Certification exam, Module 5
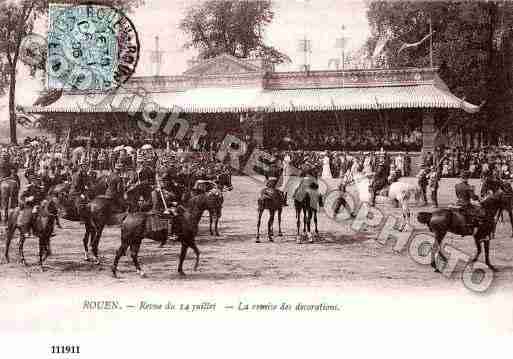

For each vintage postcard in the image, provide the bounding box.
[0,0,512,357]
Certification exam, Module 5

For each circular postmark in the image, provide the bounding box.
[47,2,140,91]
[20,34,47,68]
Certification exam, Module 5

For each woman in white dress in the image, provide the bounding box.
[363,153,373,175]
[281,152,292,190]
[321,152,332,179]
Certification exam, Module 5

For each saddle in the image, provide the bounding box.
[261,188,278,201]
[450,204,486,235]
[146,212,169,233]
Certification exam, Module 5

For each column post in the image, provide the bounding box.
[422,111,435,154]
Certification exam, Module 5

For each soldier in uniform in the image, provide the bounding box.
[428,165,441,207]
[70,159,90,213]
[105,161,124,213]
[135,158,156,201]
[332,175,356,218]
[417,165,429,206]
[455,170,481,233]
[388,164,402,184]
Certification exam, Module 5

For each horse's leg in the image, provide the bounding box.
[400,200,409,232]
[483,240,496,271]
[277,207,283,237]
[18,230,27,266]
[256,207,264,243]
[214,207,221,237]
[82,222,92,261]
[91,224,104,265]
[130,239,145,277]
[302,207,308,234]
[431,231,446,273]
[4,225,15,263]
[307,210,314,243]
[189,240,200,271]
[472,235,482,262]
[38,236,47,272]
[209,209,214,236]
[313,210,319,235]
[508,208,513,238]
[295,207,301,238]
[178,241,188,276]
[268,209,275,242]
[111,240,129,278]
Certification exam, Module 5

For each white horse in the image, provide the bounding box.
[388,181,422,230]
[352,176,421,231]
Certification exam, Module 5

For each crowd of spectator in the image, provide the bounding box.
[265,119,423,151]
[424,146,513,179]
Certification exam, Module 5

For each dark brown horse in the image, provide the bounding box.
[4,199,58,271]
[53,175,124,264]
[481,178,513,237]
[292,177,323,243]
[256,185,284,243]
[182,180,225,236]
[112,203,202,278]
[111,211,168,278]
[417,192,503,272]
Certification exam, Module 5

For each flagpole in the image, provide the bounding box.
[429,17,433,68]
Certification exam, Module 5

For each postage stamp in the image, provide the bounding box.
[47,2,140,91]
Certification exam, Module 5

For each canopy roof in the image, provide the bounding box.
[20,53,482,115]
[22,83,480,114]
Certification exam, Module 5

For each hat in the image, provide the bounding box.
[461,170,470,179]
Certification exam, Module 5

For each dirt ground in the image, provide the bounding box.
[1,175,513,335]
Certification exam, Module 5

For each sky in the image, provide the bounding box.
[129,0,371,75]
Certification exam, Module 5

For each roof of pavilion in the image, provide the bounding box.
[20,53,482,115]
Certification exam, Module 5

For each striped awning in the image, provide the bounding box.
[21,83,481,114]
[256,85,480,112]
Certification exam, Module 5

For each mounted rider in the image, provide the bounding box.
[70,158,90,214]
[105,160,125,213]
[151,166,176,214]
[20,172,44,211]
[129,157,156,203]
[455,170,483,234]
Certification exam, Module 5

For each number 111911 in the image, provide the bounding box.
[51,345,80,354]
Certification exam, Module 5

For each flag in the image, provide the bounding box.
[397,31,434,55]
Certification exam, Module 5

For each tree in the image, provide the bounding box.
[180,1,290,64]
[365,1,513,144]
[0,0,143,145]
[0,0,47,144]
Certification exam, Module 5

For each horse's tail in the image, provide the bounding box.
[417,211,432,226]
